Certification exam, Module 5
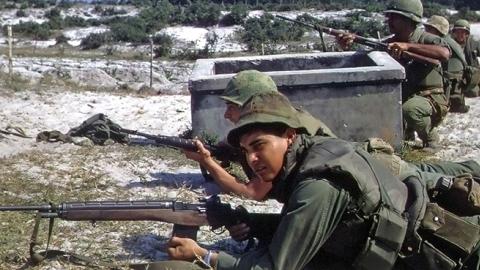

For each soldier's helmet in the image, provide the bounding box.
[220,70,278,106]
[424,15,450,36]
[453,19,470,33]
[227,92,306,146]
[384,0,423,23]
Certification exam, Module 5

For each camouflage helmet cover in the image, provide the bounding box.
[453,19,470,33]
[384,0,423,23]
[424,15,449,36]
[227,92,306,146]
[220,70,278,106]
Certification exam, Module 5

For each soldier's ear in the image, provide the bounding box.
[284,128,297,146]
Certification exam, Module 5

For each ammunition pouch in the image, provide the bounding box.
[353,205,408,270]
[401,203,480,270]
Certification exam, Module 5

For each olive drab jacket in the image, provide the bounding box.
[464,36,480,67]
[390,28,449,101]
[215,135,409,270]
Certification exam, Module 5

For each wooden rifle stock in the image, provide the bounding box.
[275,15,441,66]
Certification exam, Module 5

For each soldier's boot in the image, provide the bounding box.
[404,128,416,141]
[449,95,470,113]
[465,85,480,98]
[421,130,441,153]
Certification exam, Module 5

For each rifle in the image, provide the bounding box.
[0,195,279,266]
[275,15,441,66]
[121,128,241,163]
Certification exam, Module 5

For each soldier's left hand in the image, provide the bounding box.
[167,236,206,261]
[184,139,212,165]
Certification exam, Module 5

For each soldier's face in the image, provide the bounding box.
[239,128,296,182]
[425,25,441,36]
[385,13,408,36]
[452,29,469,45]
[224,102,241,124]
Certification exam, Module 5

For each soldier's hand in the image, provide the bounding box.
[184,139,212,164]
[336,32,355,50]
[388,42,409,59]
[167,236,206,261]
[228,222,251,242]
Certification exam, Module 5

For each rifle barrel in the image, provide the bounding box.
[121,128,219,154]
[0,205,52,211]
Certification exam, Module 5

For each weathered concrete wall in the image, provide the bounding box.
[189,51,405,148]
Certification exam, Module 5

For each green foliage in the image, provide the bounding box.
[423,2,450,18]
[110,17,148,43]
[10,21,51,40]
[153,33,173,57]
[449,7,480,23]
[239,13,305,54]
[15,9,26,17]
[63,16,88,28]
[179,1,221,27]
[102,7,128,16]
[55,34,69,44]
[81,32,111,50]
[220,4,248,26]
[139,1,174,32]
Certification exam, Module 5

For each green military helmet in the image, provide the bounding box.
[227,92,306,146]
[384,0,423,23]
[424,15,449,36]
[453,19,470,33]
[220,70,278,106]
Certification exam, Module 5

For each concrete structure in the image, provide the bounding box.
[189,51,405,148]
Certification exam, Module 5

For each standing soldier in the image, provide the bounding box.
[424,15,470,113]
[451,19,480,97]
[338,0,450,152]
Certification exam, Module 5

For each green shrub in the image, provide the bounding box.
[64,16,88,28]
[139,2,174,32]
[220,4,248,26]
[153,33,173,57]
[81,32,111,50]
[16,9,26,17]
[178,1,221,27]
[10,21,52,40]
[110,17,148,43]
[238,13,304,54]
[55,34,69,44]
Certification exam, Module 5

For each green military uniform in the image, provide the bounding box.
[384,0,450,148]
[453,19,480,97]
[397,27,449,147]
[424,15,469,112]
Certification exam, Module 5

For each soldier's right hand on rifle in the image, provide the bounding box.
[336,32,355,50]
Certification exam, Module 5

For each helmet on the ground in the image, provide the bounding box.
[453,19,470,33]
[424,15,449,36]
[227,92,306,146]
[220,70,278,106]
[384,0,423,23]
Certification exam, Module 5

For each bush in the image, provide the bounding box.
[177,1,221,27]
[152,33,173,58]
[63,16,87,28]
[16,9,27,17]
[139,2,174,32]
[110,17,148,43]
[102,7,128,16]
[219,4,248,26]
[10,21,51,40]
[55,34,69,44]
[81,32,111,50]
[239,13,304,54]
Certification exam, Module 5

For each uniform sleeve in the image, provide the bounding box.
[215,178,351,270]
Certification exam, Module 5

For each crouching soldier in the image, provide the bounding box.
[145,93,480,270]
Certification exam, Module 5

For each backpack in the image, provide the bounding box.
[67,113,129,145]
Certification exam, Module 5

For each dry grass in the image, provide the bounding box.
[0,142,213,269]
